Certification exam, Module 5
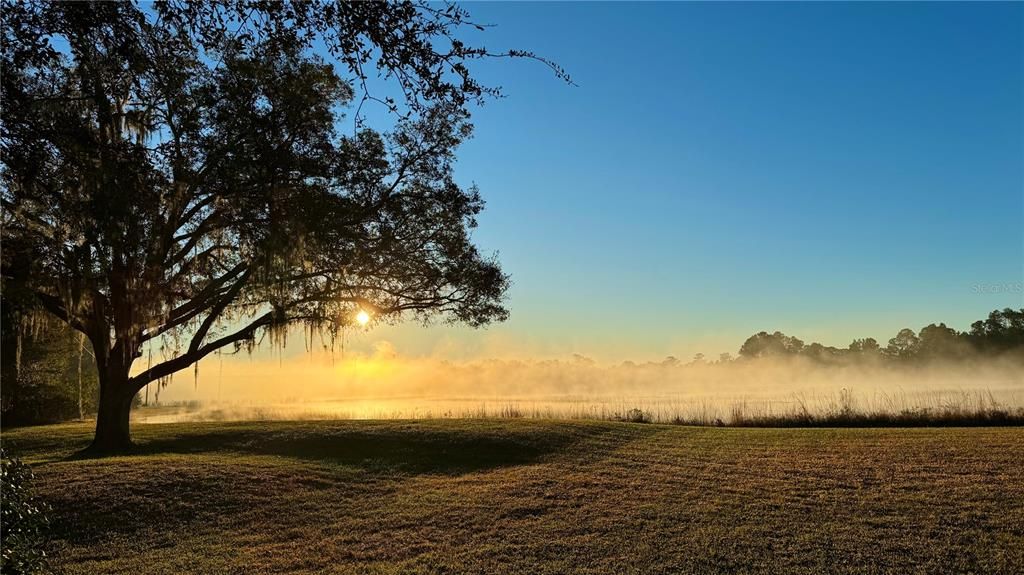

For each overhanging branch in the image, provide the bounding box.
[33,290,91,334]
[129,310,274,388]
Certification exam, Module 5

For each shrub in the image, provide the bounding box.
[1,449,51,575]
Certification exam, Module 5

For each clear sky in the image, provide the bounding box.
[323,2,1023,362]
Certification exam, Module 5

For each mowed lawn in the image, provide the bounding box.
[4,421,1023,574]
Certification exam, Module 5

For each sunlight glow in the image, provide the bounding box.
[355,310,371,326]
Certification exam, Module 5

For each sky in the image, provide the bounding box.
[327,1,1021,363]
[168,2,1024,380]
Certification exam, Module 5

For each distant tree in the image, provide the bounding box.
[885,328,920,360]
[718,352,733,363]
[738,331,804,359]
[688,353,705,365]
[917,323,969,360]
[800,342,842,363]
[1,2,566,452]
[848,337,880,354]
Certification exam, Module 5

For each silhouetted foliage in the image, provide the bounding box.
[1,1,564,451]
[848,337,880,355]
[968,308,1024,354]
[801,342,843,362]
[885,328,921,361]
[732,309,1024,366]
[738,331,805,359]
[918,323,969,360]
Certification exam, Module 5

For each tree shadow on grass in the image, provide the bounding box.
[39,422,664,548]
[67,421,613,475]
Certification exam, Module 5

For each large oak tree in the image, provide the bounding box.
[1,1,564,452]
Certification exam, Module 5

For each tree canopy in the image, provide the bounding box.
[1,1,565,451]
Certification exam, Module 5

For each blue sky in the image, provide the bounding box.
[352,2,1023,361]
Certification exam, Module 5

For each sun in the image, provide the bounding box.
[355,310,371,326]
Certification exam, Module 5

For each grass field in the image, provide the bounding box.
[4,420,1023,574]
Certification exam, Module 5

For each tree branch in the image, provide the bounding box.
[130,310,273,388]
[32,291,90,334]
[186,268,251,354]
[142,262,248,340]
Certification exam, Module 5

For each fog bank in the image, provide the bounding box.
[136,343,1023,423]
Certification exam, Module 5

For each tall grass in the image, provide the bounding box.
[135,388,1024,427]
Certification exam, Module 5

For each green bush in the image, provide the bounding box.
[1,449,51,575]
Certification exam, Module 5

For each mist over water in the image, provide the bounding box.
[136,343,1024,424]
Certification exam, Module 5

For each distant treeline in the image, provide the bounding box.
[719,308,1023,365]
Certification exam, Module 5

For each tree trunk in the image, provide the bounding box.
[88,367,135,453]
[78,332,85,420]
